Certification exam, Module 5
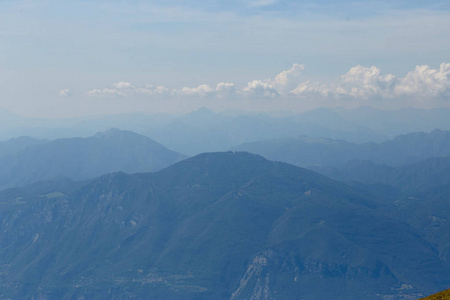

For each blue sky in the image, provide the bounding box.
[1,0,450,117]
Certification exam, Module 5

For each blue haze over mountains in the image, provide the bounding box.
[3,107,450,155]
[0,128,185,190]
[2,107,450,298]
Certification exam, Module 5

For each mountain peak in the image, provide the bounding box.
[94,128,133,138]
[0,129,186,189]
[167,151,269,170]
[430,128,450,135]
[188,107,215,116]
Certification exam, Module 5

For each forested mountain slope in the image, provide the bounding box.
[0,152,447,299]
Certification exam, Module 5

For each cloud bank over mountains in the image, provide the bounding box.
[86,63,450,105]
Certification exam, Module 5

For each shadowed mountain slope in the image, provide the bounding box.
[0,152,447,299]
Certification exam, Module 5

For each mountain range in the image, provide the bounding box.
[4,107,450,156]
[313,157,450,193]
[232,129,450,168]
[0,152,447,299]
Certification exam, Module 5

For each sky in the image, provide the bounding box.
[1,0,450,118]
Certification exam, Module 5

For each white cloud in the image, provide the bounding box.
[85,63,450,106]
[58,89,71,97]
[242,63,303,97]
[216,82,236,97]
[112,82,135,89]
[332,65,397,99]
[289,63,450,102]
[242,80,279,98]
[138,84,170,96]
[273,63,304,89]
[395,63,450,97]
[178,82,237,98]
[180,84,214,97]
[87,82,170,97]
[87,88,126,97]
[290,81,329,97]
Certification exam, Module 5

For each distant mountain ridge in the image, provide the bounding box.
[313,157,450,192]
[0,128,186,190]
[4,107,450,155]
[232,129,450,168]
[0,136,48,158]
[147,108,386,155]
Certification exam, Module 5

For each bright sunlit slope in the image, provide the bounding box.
[420,288,450,300]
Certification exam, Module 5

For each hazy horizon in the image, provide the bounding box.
[1,0,450,118]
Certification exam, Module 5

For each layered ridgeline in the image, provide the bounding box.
[145,108,385,155]
[0,107,387,155]
[232,129,450,168]
[5,107,450,156]
[314,157,450,193]
[0,152,448,299]
[232,129,450,192]
[0,128,186,190]
[0,136,48,158]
